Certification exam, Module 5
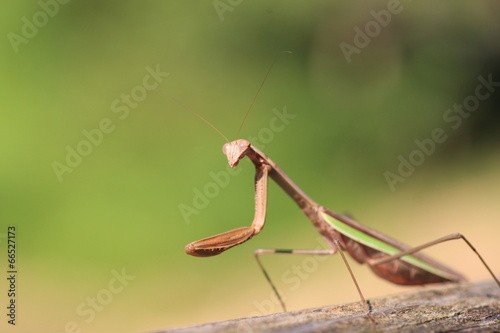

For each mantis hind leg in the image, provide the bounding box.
[367,233,500,288]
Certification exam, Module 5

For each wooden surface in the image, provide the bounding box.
[156,281,500,333]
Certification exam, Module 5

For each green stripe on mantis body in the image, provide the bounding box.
[319,211,451,279]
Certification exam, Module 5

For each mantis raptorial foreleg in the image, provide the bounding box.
[185,163,269,257]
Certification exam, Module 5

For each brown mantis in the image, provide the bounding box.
[185,137,500,320]
[182,63,500,322]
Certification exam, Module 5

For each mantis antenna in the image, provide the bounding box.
[169,51,291,142]
[165,93,229,142]
[235,51,292,138]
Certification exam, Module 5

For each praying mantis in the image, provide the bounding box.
[182,64,500,322]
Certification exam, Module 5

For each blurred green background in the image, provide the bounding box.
[1,1,500,332]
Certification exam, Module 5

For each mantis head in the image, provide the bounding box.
[222,139,251,167]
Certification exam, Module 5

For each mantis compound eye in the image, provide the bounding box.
[222,142,231,155]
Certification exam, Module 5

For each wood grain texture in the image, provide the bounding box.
[156,281,500,333]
